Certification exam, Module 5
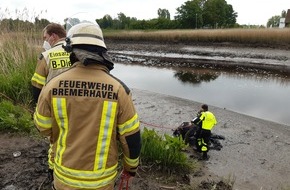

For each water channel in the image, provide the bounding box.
[111,63,290,126]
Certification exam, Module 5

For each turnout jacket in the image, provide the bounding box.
[34,62,141,190]
[31,39,71,90]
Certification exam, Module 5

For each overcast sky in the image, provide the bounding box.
[0,0,289,26]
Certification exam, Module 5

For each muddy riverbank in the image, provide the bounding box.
[2,88,289,190]
[107,41,290,189]
[106,41,290,73]
[132,88,290,190]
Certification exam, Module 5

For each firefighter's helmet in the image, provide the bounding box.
[62,13,113,70]
[63,22,106,52]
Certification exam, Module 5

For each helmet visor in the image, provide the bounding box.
[65,12,96,33]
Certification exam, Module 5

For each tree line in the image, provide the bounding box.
[0,0,237,31]
[97,0,238,29]
[267,10,288,28]
[0,17,50,32]
[0,0,287,32]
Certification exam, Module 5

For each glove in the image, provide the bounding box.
[118,170,134,190]
[48,169,54,181]
[121,170,135,178]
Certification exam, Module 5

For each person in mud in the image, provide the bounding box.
[192,104,217,160]
[31,23,71,104]
[34,20,141,190]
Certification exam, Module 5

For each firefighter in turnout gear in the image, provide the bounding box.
[31,23,71,185]
[193,104,217,160]
[34,20,141,190]
[31,23,71,104]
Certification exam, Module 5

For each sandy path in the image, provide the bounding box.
[131,88,290,190]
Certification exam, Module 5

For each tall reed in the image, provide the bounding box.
[0,32,41,108]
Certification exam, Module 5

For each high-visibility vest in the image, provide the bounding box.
[200,111,217,130]
[31,39,71,89]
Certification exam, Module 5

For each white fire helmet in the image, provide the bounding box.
[64,22,106,51]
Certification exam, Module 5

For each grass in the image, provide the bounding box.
[140,127,198,174]
[0,32,40,108]
[0,31,40,134]
[0,100,34,133]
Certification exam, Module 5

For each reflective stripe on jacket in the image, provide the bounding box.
[34,62,141,189]
[200,111,217,130]
[31,39,71,89]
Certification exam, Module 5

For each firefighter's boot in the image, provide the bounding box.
[202,152,209,160]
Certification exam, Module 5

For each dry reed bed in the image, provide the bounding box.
[104,28,290,47]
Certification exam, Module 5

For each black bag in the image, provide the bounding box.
[173,121,225,151]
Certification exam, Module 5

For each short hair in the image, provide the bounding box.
[43,23,66,38]
[201,104,208,111]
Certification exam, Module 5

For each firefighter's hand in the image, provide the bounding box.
[118,170,135,189]
[121,170,135,178]
[197,110,202,116]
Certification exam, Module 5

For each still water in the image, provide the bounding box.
[111,63,290,126]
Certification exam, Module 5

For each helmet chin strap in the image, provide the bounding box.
[69,53,79,65]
